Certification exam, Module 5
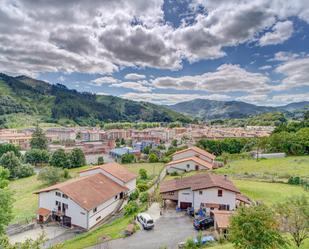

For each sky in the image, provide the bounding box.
[1,0,309,106]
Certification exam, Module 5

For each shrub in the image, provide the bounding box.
[18,164,35,178]
[38,166,70,185]
[137,183,148,192]
[139,192,149,203]
[97,156,104,165]
[129,190,139,202]
[170,171,179,176]
[124,201,139,216]
[139,168,148,180]
[148,153,159,163]
[121,153,135,164]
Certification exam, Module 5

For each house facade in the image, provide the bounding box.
[160,174,240,213]
[172,146,216,164]
[166,157,213,174]
[35,163,137,230]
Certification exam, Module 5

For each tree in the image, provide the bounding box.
[30,125,48,150]
[49,149,70,168]
[139,168,148,180]
[0,166,13,236]
[121,153,135,164]
[97,156,104,165]
[37,166,70,185]
[142,146,151,155]
[25,149,50,166]
[124,201,138,216]
[171,139,178,147]
[139,192,149,203]
[128,190,139,202]
[0,152,34,179]
[0,144,20,158]
[229,205,288,249]
[69,148,86,168]
[275,196,309,247]
[148,153,158,163]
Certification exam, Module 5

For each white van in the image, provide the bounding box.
[136,213,154,230]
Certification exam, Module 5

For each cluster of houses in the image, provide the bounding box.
[35,163,137,230]
[161,147,251,234]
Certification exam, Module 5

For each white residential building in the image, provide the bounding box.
[35,163,137,230]
[172,146,216,164]
[166,157,213,174]
[160,174,242,213]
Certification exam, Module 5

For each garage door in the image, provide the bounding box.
[180,202,192,209]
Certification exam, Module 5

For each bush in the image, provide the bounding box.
[148,153,159,163]
[124,201,139,216]
[18,164,35,178]
[97,156,104,165]
[137,183,148,192]
[129,190,139,202]
[170,171,179,176]
[139,192,149,203]
[50,149,70,168]
[121,153,135,164]
[139,168,148,180]
[38,166,70,185]
[25,149,50,166]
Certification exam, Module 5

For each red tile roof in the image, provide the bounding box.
[166,156,213,169]
[35,173,128,211]
[172,146,216,160]
[160,173,240,194]
[37,208,51,217]
[79,162,137,183]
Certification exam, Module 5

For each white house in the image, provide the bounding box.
[160,173,241,213]
[172,146,216,164]
[166,156,213,174]
[35,163,137,230]
[79,162,137,193]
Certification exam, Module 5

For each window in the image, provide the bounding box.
[93,207,97,213]
[63,203,68,210]
[168,192,174,196]
[199,190,203,195]
[186,164,190,169]
[62,194,68,199]
[96,216,101,221]
[219,204,230,211]
[55,201,59,206]
[182,192,190,195]
[55,192,61,197]
[218,189,223,197]
[115,195,118,200]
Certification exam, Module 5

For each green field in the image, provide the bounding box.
[123,162,164,176]
[234,179,309,205]
[216,156,309,180]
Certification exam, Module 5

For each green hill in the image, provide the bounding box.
[0,73,191,127]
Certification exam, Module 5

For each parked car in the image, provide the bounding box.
[193,216,214,230]
[136,213,154,230]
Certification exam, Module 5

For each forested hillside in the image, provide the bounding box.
[0,73,190,127]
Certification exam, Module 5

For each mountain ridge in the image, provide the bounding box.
[167,98,309,120]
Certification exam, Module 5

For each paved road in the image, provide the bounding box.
[89,211,198,249]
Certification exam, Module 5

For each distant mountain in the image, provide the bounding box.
[167,99,309,120]
[0,73,191,126]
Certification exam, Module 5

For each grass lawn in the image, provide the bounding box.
[216,156,309,179]
[63,214,134,249]
[234,179,309,205]
[122,162,164,177]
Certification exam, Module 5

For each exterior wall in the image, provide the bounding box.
[88,195,121,229]
[178,189,193,206]
[166,160,207,174]
[172,150,213,163]
[193,188,236,211]
[125,178,136,193]
[38,190,88,229]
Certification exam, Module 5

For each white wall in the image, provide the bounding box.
[125,179,136,193]
[88,195,121,229]
[178,189,193,206]
[167,160,207,174]
[193,188,236,211]
[39,190,88,229]
[173,149,213,163]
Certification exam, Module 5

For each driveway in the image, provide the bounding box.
[89,210,198,249]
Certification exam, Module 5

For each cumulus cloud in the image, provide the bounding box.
[91,76,120,85]
[152,64,271,93]
[121,92,232,105]
[259,20,293,46]
[124,73,146,80]
[274,55,309,90]
[0,0,308,75]
[110,81,152,92]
